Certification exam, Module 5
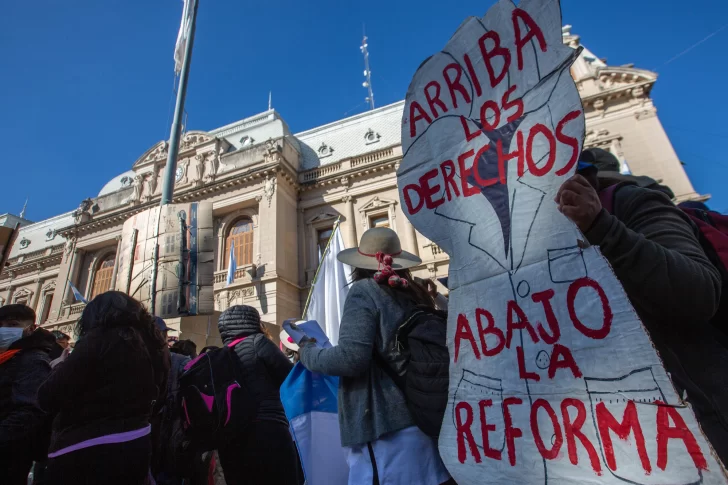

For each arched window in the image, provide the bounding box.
[90,256,115,299]
[225,218,254,268]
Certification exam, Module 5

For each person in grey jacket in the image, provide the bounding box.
[299,227,452,485]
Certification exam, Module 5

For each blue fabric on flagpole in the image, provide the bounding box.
[69,282,88,303]
[281,363,348,484]
[226,240,236,285]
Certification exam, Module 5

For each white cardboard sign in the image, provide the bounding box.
[397,1,727,483]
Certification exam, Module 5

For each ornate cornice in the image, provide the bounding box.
[57,161,296,239]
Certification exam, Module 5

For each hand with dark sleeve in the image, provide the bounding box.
[585,184,721,323]
[0,350,51,448]
[299,284,378,377]
[37,331,100,415]
[254,334,293,387]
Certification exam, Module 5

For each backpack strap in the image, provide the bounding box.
[227,336,247,348]
[598,181,635,215]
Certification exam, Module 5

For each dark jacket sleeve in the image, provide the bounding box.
[254,334,292,387]
[0,350,51,447]
[586,184,721,323]
[299,283,379,377]
[37,332,100,415]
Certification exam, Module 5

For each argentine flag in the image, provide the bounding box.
[68,282,88,304]
[226,240,236,285]
[281,363,349,484]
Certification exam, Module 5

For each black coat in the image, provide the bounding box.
[217,306,293,425]
[0,328,54,484]
[37,326,170,454]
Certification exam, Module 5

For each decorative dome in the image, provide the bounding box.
[98,170,135,197]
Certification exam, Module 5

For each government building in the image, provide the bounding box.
[0,28,706,345]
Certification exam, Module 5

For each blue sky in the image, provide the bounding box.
[2,0,727,221]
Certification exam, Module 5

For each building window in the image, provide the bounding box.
[225,218,254,268]
[90,256,115,300]
[40,294,53,323]
[369,215,390,229]
[317,228,333,259]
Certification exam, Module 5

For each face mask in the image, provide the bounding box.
[0,327,25,351]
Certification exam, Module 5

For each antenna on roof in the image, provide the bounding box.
[360,32,375,110]
[19,198,28,220]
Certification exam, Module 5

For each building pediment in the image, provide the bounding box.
[307,211,338,225]
[132,131,217,169]
[358,196,397,214]
[596,67,656,92]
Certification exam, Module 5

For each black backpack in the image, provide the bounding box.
[376,306,450,438]
[178,337,256,451]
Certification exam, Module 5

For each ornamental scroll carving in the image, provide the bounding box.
[264,138,281,164]
[262,175,276,208]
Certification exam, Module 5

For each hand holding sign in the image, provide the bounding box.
[555,174,603,232]
[397,1,727,484]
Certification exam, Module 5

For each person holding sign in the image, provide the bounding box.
[298,227,452,485]
[557,152,728,464]
[396,0,728,483]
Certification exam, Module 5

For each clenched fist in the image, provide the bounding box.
[555,174,602,233]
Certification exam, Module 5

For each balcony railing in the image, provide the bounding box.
[427,243,445,256]
[57,302,86,321]
[214,264,257,284]
[298,145,400,184]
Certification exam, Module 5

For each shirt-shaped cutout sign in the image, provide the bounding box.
[397,0,728,483]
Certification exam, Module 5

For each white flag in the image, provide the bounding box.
[304,225,351,346]
[174,0,193,74]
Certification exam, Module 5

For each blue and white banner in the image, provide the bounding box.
[226,240,236,286]
[281,363,349,485]
[69,282,88,304]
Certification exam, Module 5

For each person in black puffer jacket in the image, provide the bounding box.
[217,305,300,485]
[37,292,170,485]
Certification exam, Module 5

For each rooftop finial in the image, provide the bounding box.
[19,198,28,219]
[268,91,272,111]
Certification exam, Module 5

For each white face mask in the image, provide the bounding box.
[0,327,25,351]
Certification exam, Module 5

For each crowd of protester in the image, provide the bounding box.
[0,148,725,484]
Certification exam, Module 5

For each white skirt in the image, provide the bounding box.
[345,426,450,485]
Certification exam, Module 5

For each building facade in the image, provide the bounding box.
[0,29,705,343]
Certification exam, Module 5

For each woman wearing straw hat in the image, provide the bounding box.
[298,227,451,485]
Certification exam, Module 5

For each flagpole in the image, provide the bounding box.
[301,217,341,318]
[160,0,199,207]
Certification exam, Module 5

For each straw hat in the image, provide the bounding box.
[337,227,421,271]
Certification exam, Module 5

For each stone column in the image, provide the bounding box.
[65,249,85,303]
[30,278,43,313]
[4,285,15,306]
[297,208,307,286]
[110,236,123,290]
[404,218,420,257]
[48,238,77,322]
[342,196,357,248]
